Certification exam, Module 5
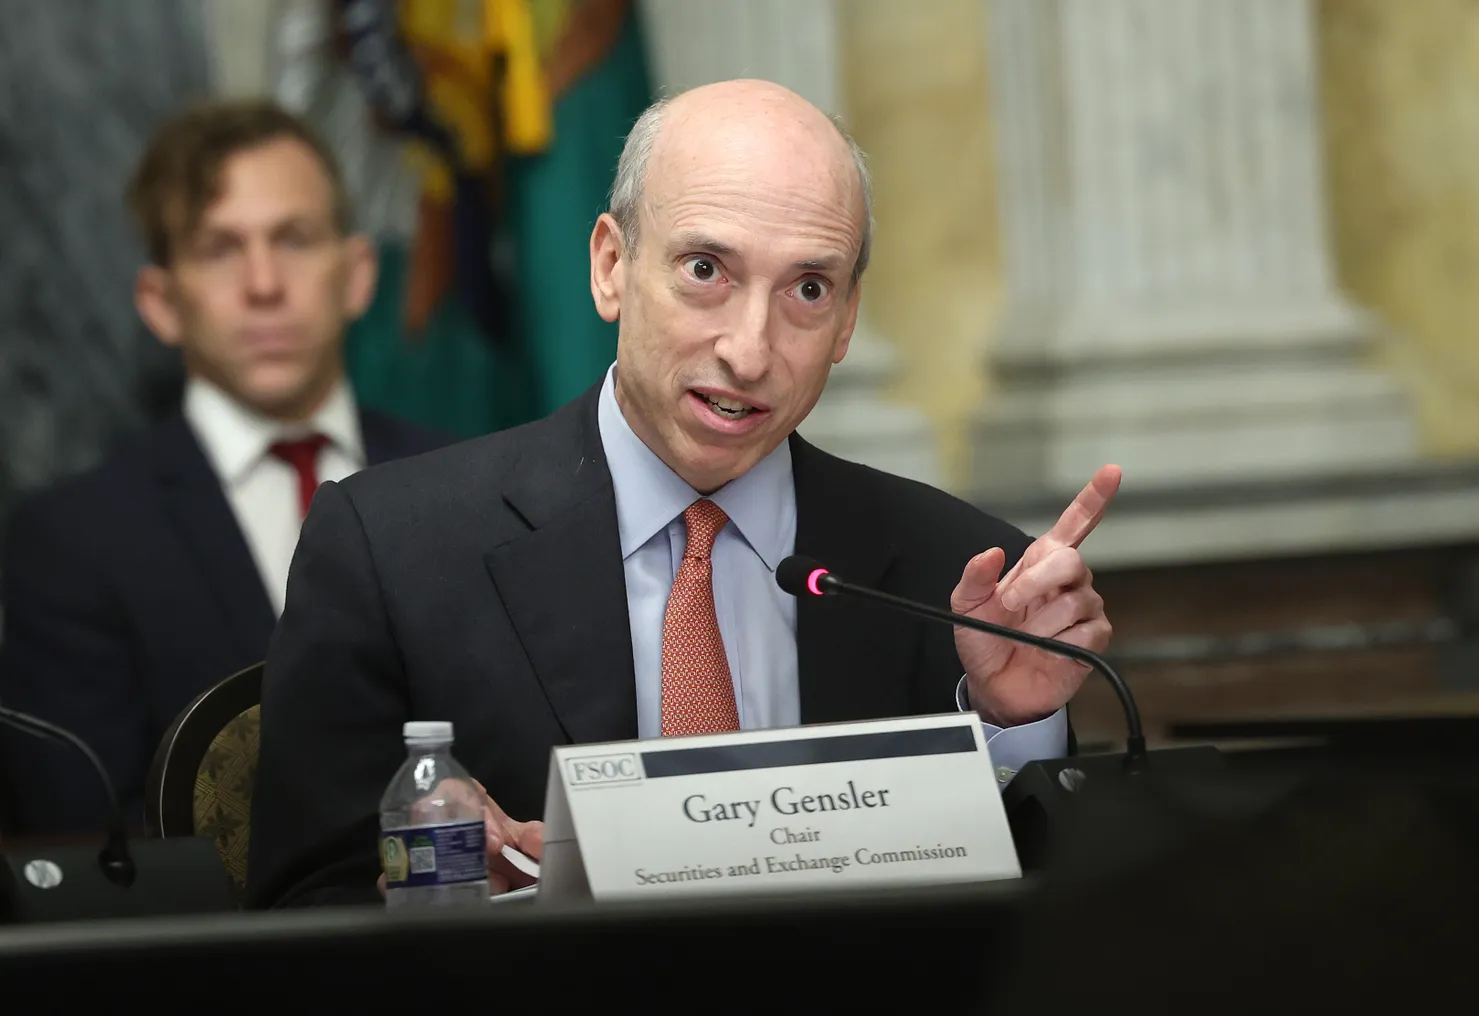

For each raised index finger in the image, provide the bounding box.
[1045,464,1122,548]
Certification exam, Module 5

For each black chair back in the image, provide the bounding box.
[145,662,263,837]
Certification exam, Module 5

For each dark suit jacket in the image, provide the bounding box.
[245,383,1041,908]
[0,408,447,835]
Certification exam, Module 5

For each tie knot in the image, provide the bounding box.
[681,499,729,560]
[267,433,329,471]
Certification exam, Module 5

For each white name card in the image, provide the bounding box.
[537,713,1021,903]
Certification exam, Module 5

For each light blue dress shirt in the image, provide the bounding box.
[596,367,1067,780]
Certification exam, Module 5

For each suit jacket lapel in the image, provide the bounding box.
[791,434,912,725]
[484,386,638,745]
[151,418,277,662]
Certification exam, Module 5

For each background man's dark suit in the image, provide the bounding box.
[0,410,445,835]
[246,383,1041,908]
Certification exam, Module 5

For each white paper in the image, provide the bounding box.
[500,843,541,879]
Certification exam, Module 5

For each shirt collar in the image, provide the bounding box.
[596,365,793,570]
[184,376,365,485]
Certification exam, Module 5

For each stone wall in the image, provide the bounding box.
[836,0,1000,486]
[1318,0,1479,457]
[835,0,1479,480]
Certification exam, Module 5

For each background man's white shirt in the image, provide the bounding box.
[184,377,364,615]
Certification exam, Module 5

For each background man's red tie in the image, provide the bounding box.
[660,499,741,736]
[267,434,330,519]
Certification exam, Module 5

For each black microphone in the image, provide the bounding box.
[776,554,1235,877]
[775,554,1147,766]
[0,705,234,923]
[0,706,135,887]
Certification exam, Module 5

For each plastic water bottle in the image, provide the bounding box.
[379,721,489,908]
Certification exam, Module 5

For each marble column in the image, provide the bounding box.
[975,0,1417,499]
[637,0,943,486]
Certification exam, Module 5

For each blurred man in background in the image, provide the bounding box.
[0,100,446,836]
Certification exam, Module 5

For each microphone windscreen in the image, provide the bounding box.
[776,555,830,597]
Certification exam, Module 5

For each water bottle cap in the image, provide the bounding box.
[403,720,453,743]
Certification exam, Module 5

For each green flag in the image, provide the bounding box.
[507,3,652,416]
[347,241,538,438]
[345,0,652,434]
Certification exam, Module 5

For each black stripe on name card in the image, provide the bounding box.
[640,726,978,779]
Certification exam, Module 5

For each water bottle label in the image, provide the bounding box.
[380,820,487,888]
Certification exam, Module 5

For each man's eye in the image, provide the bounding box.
[683,256,719,282]
[796,278,829,303]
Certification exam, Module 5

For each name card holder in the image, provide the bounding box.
[538,713,1021,903]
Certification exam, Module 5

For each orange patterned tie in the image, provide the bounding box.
[661,499,740,737]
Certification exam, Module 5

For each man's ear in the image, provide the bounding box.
[135,265,184,348]
[831,280,863,364]
[590,212,626,323]
[342,233,378,321]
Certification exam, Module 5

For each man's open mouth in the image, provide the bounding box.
[698,393,759,419]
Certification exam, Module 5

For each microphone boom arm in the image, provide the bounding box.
[0,705,137,886]
[814,571,1147,766]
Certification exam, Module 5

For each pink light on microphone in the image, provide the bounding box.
[806,568,829,596]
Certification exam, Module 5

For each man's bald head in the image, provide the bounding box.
[608,80,873,286]
[589,79,870,494]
